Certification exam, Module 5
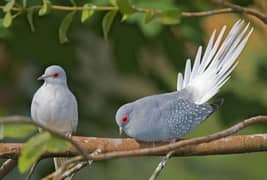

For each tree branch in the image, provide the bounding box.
[1,116,267,179]
[0,159,17,178]
[1,116,267,161]
[215,1,267,24]
[0,116,89,160]
[1,133,267,159]
[0,1,267,25]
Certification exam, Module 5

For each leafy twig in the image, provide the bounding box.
[0,2,266,24]
[0,116,90,160]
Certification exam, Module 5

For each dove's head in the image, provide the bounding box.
[38,65,67,85]
[115,103,134,135]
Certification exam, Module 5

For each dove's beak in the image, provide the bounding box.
[37,74,50,80]
[119,127,123,135]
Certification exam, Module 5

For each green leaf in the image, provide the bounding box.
[59,11,76,44]
[117,0,134,14]
[69,0,77,6]
[27,8,35,32]
[126,12,162,37]
[144,10,154,24]
[38,0,51,16]
[23,0,27,8]
[3,123,36,138]
[3,0,15,12]
[157,8,181,25]
[102,10,117,40]
[3,12,13,28]
[109,0,117,6]
[81,3,94,23]
[121,14,128,22]
[18,132,71,172]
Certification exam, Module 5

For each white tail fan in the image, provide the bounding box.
[177,20,253,104]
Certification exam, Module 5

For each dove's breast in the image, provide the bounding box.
[31,84,78,134]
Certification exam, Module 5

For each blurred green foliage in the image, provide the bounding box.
[0,0,267,179]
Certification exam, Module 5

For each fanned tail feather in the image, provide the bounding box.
[177,20,253,104]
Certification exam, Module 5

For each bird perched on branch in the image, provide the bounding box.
[115,20,253,142]
[31,65,78,178]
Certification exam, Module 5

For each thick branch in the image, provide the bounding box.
[1,134,267,159]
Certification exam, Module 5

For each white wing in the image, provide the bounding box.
[69,91,78,133]
[177,20,253,104]
[31,86,42,123]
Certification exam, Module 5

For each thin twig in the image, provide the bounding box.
[149,151,173,180]
[26,162,39,180]
[221,2,267,24]
[0,159,17,178]
[147,116,267,179]
[43,149,102,180]
[42,157,80,180]
[0,116,90,160]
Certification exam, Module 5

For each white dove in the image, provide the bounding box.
[31,65,78,178]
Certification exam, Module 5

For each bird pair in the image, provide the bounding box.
[31,20,253,173]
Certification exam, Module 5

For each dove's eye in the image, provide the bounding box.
[121,115,128,123]
[53,73,59,78]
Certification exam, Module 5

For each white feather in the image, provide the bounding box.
[183,59,191,88]
[176,20,253,104]
[177,73,183,91]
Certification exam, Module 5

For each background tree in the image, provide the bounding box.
[1,0,267,179]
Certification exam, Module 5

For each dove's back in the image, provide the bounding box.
[125,90,214,141]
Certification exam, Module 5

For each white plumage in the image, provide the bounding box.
[177,20,253,104]
[31,65,78,178]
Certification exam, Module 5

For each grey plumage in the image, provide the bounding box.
[115,20,253,142]
[116,90,217,141]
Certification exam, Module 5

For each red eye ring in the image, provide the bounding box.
[121,115,128,123]
[53,73,59,78]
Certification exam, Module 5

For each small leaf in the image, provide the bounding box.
[144,10,154,24]
[18,132,50,172]
[3,12,13,28]
[102,10,117,40]
[18,132,71,172]
[3,0,15,12]
[69,0,76,6]
[3,123,36,138]
[117,0,134,14]
[81,3,94,23]
[109,0,117,6]
[157,8,181,25]
[23,0,27,8]
[59,11,76,44]
[27,8,35,32]
[38,0,51,16]
[121,14,128,22]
